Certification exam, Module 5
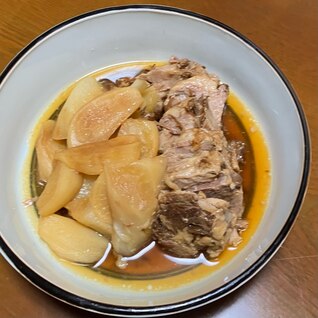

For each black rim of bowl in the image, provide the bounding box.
[0,4,311,317]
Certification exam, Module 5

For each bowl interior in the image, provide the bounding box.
[0,6,307,311]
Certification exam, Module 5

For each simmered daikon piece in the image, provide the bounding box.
[35,120,66,181]
[130,79,149,94]
[130,79,159,117]
[53,77,104,140]
[67,87,143,147]
[142,85,159,114]
[66,196,112,238]
[36,161,83,216]
[55,135,141,175]
[118,118,159,158]
[89,172,112,236]
[66,172,112,238]
[38,214,108,263]
[104,156,167,256]
[73,175,97,199]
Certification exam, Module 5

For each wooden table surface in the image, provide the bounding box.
[0,1,317,317]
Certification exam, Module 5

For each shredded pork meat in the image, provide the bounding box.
[140,57,247,259]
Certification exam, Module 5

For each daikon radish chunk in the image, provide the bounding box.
[67,87,143,147]
[89,171,112,237]
[53,77,104,140]
[38,214,108,263]
[55,135,141,175]
[104,156,166,256]
[130,79,149,94]
[66,171,112,238]
[36,161,83,216]
[66,196,112,238]
[118,118,159,158]
[130,80,159,118]
[35,120,66,181]
[142,85,159,114]
[73,175,97,200]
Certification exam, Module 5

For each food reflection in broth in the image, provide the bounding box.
[29,59,270,280]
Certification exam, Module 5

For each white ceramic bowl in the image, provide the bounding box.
[0,5,310,317]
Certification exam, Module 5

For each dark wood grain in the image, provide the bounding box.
[0,1,317,317]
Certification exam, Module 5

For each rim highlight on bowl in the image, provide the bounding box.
[0,5,310,317]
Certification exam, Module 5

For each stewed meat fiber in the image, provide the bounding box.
[139,57,247,259]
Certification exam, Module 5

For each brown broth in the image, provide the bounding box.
[223,105,255,212]
[28,61,270,285]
